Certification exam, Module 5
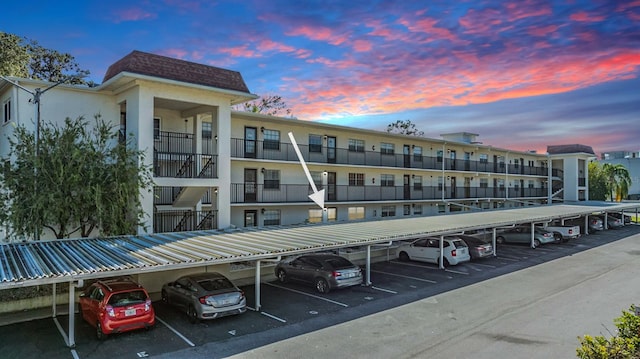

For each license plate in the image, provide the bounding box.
[125,308,136,316]
[344,272,355,278]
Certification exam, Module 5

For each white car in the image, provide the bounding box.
[397,237,471,266]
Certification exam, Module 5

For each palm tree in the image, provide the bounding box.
[602,163,632,201]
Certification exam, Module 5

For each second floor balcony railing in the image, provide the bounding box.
[153,209,218,233]
[154,153,218,178]
[231,183,547,203]
[230,138,549,176]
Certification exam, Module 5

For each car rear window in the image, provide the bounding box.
[451,240,467,248]
[198,278,234,291]
[323,257,353,269]
[108,290,148,306]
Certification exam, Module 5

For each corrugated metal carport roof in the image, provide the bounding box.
[1,203,638,289]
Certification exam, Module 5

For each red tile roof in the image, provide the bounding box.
[102,50,251,94]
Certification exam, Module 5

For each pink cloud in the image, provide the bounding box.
[399,16,460,43]
[218,45,260,58]
[504,0,552,21]
[286,25,349,46]
[112,8,156,23]
[527,24,558,37]
[353,40,372,52]
[570,11,606,22]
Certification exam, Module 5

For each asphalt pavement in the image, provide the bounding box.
[205,230,640,359]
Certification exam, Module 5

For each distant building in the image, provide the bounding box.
[600,150,640,200]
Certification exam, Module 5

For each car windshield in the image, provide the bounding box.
[108,290,147,306]
[198,278,234,291]
[323,257,353,269]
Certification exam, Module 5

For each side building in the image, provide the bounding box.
[0,51,594,239]
[600,150,640,200]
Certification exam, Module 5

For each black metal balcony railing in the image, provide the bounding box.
[155,131,215,155]
[154,210,218,233]
[230,183,547,203]
[231,138,549,176]
[153,153,218,178]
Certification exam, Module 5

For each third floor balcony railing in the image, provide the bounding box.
[230,183,547,203]
[230,138,548,176]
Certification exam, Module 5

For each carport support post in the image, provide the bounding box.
[68,281,75,347]
[492,228,497,257]
[52,282,57,317]
[584,216,589,235]
[439,235,445,270]
[255,260,261,311]
[365,245,372,286]
[530,222,535,249]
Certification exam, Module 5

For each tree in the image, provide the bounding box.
[588,161,608,201]
[602,163,632,202]
[234,94,293,117]
[576,305,640,359]
[386,120,424,136]
[0,115,153,240]
[0,32,90,84]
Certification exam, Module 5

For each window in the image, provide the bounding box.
[153,118,160,140]
[498,179,505,190]
[479,154,488,163]
[413,146,423,161]
[514,159,520,169]
[263,169,280,189]
[381,205,396,217]
[202,122,212,139]
[403,205,411,215]
[380,142,394,155]
[348,138,364,152]
[263,210,280,226]
[528,160,535,167]
[514,181,520,190]
[497,156,505,168]
[309,134,322,153]
[308,209,323,223]
[310,171,323,190]
[437,150,443,163]
[381,174,394,187]
[348,207,365,220]
[327,207,336,221]
[414,204,423,215]
[413,175,422,190]
[2,99,11,123]
[349,173,364,186]
[263,129,280,150]
[480,178,489,188]
[528,180,534,189]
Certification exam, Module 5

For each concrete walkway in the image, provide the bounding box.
[229,233,640,359]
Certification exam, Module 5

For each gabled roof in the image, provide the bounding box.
[102,50,251,94]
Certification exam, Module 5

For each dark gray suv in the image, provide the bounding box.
[275,254,363,293]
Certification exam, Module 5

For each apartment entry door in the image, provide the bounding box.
[244,127,257,158]
[403,145,411,168]
[404,174,411,200]
[327,136,336,163]
[244,168,257,202]
[244,210,257,227]
[327,171,336,201]
[450,176,457,199]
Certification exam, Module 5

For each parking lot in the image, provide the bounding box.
[1,224,639,359]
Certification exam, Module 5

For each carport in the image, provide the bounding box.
[0,202,638,347]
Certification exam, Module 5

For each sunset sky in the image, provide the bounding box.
[2,0,639,156]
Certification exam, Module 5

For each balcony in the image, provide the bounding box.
[154,186,213,206]
[230,183,547,203]
[153,210,218,233]
[230,138,548,176]
[154,131,217,178]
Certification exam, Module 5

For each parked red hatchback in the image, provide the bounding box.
[79,277,155,339]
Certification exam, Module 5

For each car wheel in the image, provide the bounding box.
[496,236,505,244]
[277,269,287,283]
[96,322,106,340]
[398,251,410,262]
[187,305,199,324]
[533,239,541,248]
[443,258,450,267]
[161,290,168,304]
[315,278,330,294]
[553,233,562,242]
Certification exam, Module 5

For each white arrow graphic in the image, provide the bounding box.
[288,132,325,209]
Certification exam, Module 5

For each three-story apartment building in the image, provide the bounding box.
[0,51,594,239]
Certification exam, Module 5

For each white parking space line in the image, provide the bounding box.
[260,311,287,323]
[444,268,469,275]
[371,286,397,294]
[468,262,497,268]
[390,260,441,271]
[265,282,349,307]
[370,269,437,283]
[71,349,80,359]
[496,255,521,261]
[52,317,70,347]
[156,316,196,347]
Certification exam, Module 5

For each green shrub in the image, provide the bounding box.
[577,305,640,359]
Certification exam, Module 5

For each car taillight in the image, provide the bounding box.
[240,290,245,299]
[145,299,152,312]
[568,229,573,234]
[199,296,209,304]
[332,271,342,278]
[106,305,115,318]
[451,249,457,257]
